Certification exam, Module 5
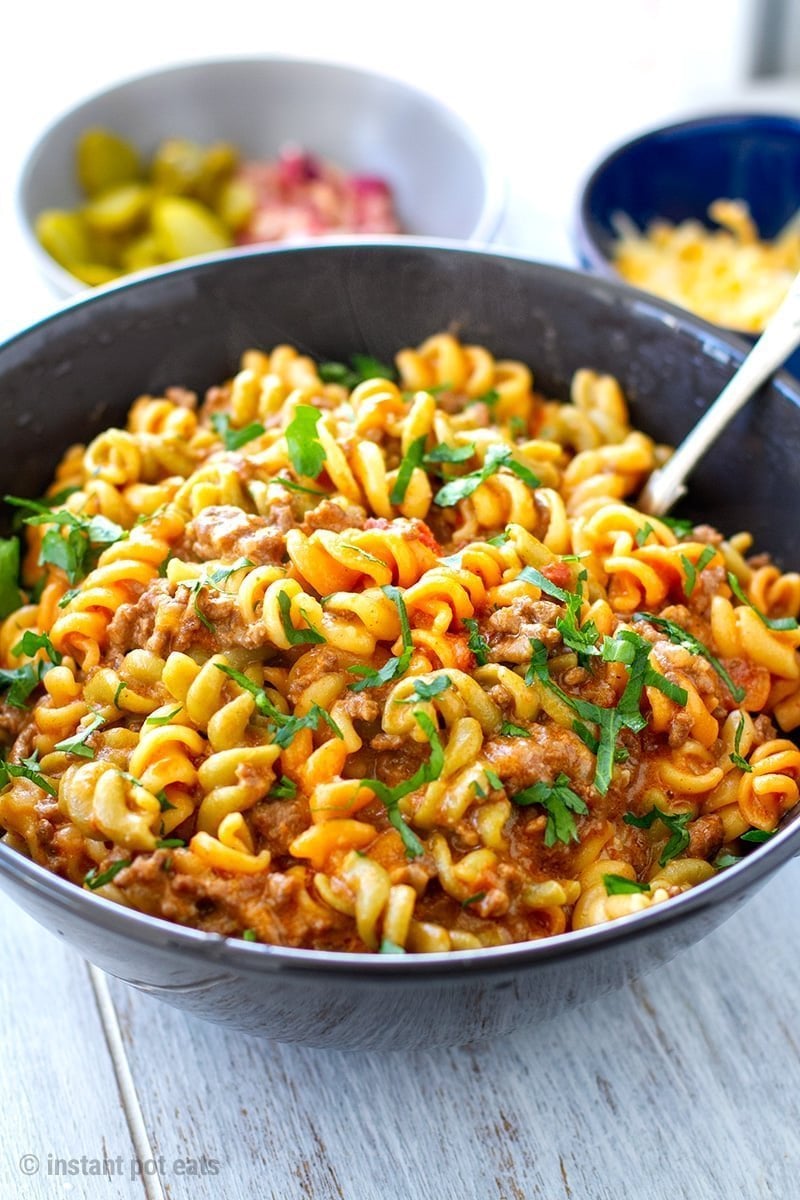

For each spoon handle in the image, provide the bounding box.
[638,269,800,516]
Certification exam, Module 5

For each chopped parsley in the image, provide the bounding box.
[318,354,396,389]
[357,711,442,858]
[713,852,742,871]
[390,435,427,505]
[348,585,413,692]
[210,412,265,451]
[681,545,716,597]
[634,612,745,702]
[58,587,81,608]
[144,706,183,727]
[268,775,297,801]
[461,891,486,907]
[519,565,600,660]
[379,938,406,954]
[527,628,686,795]
[277,590,325,645]
[6,496,126,585]
[434,444,540,507]
[730,715,752,772]
[603,874,650,895]
[500,721,531,738]
[463,617,490,666]
[635,523,655,547]
[485,768,504,791]
[0,661,47,708]
[183,557,253,632]
[155,837,185,849]
[214,663,343,749]
[399,675,451,702]
[0,750,56,796]
[475,388,500,408]
[54,712,106,759]
[274,476,329,496]
[660,515,695,538]
[727,571,800,631]
[512,772,588,846]
[424,443,476,466]
[0,537,22,619]
[285,405,327,479]
[85,859,132,890]
[741,829,777,843]
[242,928,258,942]
[623,806,693,866]
[12,629,62,665]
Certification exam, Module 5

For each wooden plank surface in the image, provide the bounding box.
[0,906,148,1200]
[95,858,800,1200]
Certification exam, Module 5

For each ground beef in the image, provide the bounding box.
[482,597,563,663]
[483,723,597,796]
[112,851,353,948]
[686,814,724,861]
[301,498,368,534]
[181,505,287,565]
[250,794,311,856]
[107,577,275,660]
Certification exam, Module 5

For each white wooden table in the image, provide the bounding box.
[2,16,800,1198]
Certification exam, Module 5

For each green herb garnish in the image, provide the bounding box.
[434,444,540,507]
[730,714,752,772]
[54,712,106,759]
[379,938,406,954]
[390,435,427,505]
[461,892,486,907]
[268,775,297,800]
[318,354,396,389]
[242,928,258,942]
[211,412,265,451]
[348,585,413,692]
[12,630,62,665]
[603,874,650,895]
[512,772,588,846]
[634,612,745,702]
[0,750,56,796]
[144,706,183,727]
[85,859,132,890]
[635,523,655,547]
[0,537,22,618]
[727,571,799,631]
[500,721,531,738]
[681,545,716,598]
[463,617,490,666]
[741,829,777,843]
[285,404,327,479]
[623,806,693,865]
[6,496,126,585]
[214,664,343,749]
[399,675,451,702]
[357,711,442,858]
[277,590,325,645]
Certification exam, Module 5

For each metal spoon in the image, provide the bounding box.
[638,269,800,516]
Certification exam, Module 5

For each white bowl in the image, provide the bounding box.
[17,56,505,295]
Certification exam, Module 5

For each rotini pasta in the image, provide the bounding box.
[0,332,796,954]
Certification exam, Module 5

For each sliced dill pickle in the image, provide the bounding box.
[67,261,121,286]
[35,209,92,266]
[151,196,232,260]
[83,183,151,235]
[77,129,141,196]
[120,233,164,273]
[150,138,207,196]
[215,177,256,232]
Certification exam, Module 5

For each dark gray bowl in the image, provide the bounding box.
[0,241,798,1050]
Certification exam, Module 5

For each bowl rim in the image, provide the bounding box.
[15,53,507,296]
[573,108,800,276]
[1,236,799,978]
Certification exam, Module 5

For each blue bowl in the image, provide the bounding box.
[573,112,800,377]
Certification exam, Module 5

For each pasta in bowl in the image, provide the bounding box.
[1,329,798,955]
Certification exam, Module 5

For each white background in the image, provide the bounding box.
[0,0,785,340]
